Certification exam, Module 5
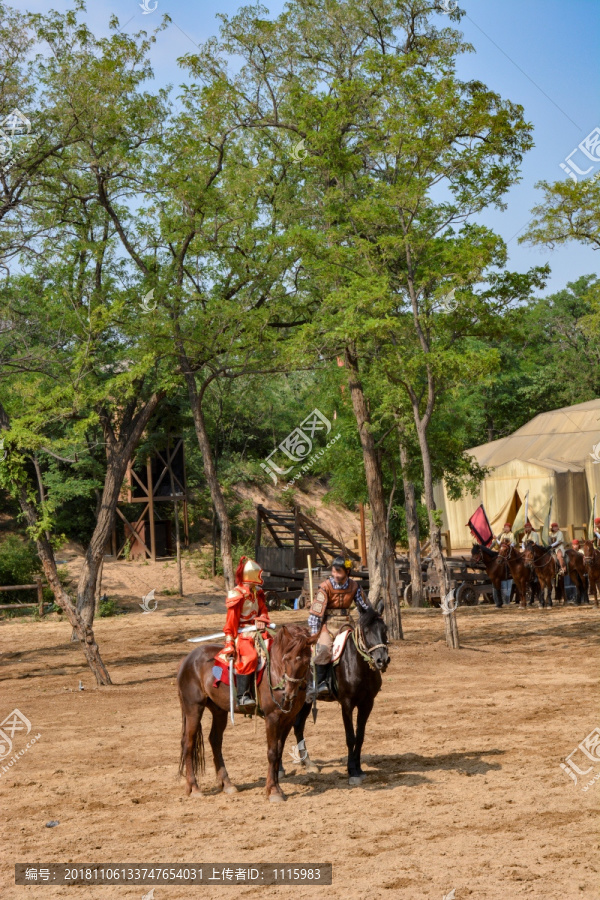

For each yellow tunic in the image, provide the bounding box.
[492,531,514,549]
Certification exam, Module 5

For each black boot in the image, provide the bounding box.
[315,663,332,698]
[306,663,332,702]
[236,674,255,708]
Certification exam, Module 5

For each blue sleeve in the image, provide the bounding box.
[355,585,370,611]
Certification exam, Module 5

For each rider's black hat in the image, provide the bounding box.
[331,555,352,572]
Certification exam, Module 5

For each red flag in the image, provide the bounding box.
[467,504,493,546]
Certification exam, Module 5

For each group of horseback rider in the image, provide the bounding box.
[489,518,600,575]
[216,554,369,711]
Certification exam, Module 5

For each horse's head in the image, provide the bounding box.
[582,539,595,564]
[498,542,511,559]
[359,606,389,672]
[468,544,483,566]
[273,625,318,705]
[522,540,535,559]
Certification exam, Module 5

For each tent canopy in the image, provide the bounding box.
[435,399,600,551]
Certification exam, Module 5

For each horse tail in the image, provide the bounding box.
[178,710,205,778]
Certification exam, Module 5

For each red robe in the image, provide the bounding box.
[215,583,271,675]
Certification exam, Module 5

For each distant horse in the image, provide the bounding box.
[177,625,318,802]
[467,544,511,607]
[564,549,589,604]
[522,542,558,607]
[287,605,389,786]
[582,540,600,607]
[498,543,539,608]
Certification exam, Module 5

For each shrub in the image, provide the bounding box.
[98,598,120,617]
[0,535,41,603]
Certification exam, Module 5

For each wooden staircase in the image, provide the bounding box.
[254,504,360,570]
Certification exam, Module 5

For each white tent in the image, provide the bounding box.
[434,398,600,552]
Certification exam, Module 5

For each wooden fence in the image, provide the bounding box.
[0,576,45,616]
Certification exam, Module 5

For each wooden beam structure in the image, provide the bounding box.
[114,436,189,561]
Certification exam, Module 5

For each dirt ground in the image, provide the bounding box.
[1,590,599,900]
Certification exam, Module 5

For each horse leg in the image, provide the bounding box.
[519,579,527,609]
[341,700,361,785]
[208,705,237,794]
[275,718,295,783]
[179,699,206,797]
[265,714,286,802]
[492,583,502,608]
[293,702,319,773]
[353,694,375,782]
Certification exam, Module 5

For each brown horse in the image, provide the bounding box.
[522,542,558,607]
[564,549,589,604]
[498,543,539,608]
[177,625,318,802]
[582,541,600,607]
[467,544,511,607]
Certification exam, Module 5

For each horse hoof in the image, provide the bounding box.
[222,783,238,794]
[269,792,286,803]
[188,788,202,798]
[278,766,286,778]
[303,761,320,774]
[348,776,365,787]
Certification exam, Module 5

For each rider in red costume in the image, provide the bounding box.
[215,556,271,708]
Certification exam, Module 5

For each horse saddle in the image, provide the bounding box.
[211,658,266,689]
[332,625,353,666]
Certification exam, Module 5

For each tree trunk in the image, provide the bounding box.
[94,557,104,617]
[17,489,112,685]
[345,345,402,639]
[168,450,183,598]
[183,371,235,590]
[75,394,163,629]
[415,419,449,596]
[403,247,449,598]
[399,442,423,607]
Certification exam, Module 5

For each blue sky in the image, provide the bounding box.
[16,0,600,294]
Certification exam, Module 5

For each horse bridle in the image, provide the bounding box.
[256,631,309,713]
[583,545,599,566]
[353,624,387,671]
[523,546,553,569]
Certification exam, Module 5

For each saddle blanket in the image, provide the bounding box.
[212,648,270,688]
[332,626,353,664]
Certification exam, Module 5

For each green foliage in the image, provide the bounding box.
[0,535,41,588]
[98,598,121,617]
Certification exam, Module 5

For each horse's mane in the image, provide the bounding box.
[272,623,312,655]
[473,543,498,559]
[359,605,382,627]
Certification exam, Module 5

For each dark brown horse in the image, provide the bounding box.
[498,543,539,608]
[467,544,511,607]
[288,605,389,786]
[582,541,600,607]
[177,625,318,802]
[522,542,558,607]
[564,549,589,604]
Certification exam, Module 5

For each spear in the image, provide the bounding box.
[187,622,276,643]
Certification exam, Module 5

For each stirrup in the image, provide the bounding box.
[237,692,256,707]
[315,681,331,698]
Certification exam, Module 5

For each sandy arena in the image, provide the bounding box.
[1,590,598,900]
